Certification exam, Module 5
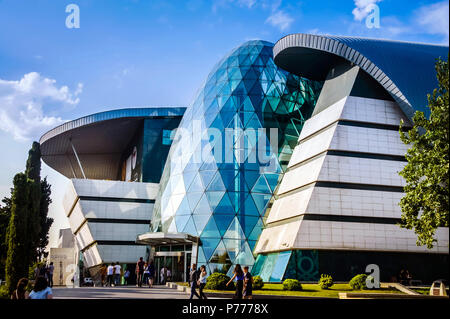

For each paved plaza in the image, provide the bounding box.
[52,285,195,299]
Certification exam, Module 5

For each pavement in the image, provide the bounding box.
[52,285,196,299]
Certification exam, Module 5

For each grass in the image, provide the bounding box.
[176,282,402,298]
[411,288,429,295]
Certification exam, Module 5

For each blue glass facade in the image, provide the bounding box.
[151,40,322,275]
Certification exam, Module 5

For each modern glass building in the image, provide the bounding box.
[41,35,449,284]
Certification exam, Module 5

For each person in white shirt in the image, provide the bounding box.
[107,263,114,287]
[114,262,121,286]
[160,266,167,285]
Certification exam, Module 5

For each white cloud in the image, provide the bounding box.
[0,72,82,141]
[416,1,449,44]
[265,10,294,31]
[352,0,382,21]
[237,0,256,8]
[212,0,256,12]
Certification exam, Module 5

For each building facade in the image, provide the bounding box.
[41,35,449,283]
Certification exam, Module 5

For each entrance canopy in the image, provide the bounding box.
[136,232,199,246]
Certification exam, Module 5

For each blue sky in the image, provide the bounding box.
[0,0,448,248]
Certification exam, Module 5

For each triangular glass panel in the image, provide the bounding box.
[209,240,232,264]
[207,172,227,191]
[252,175,271,193]
[251,193,271,215]
[201,216,221,238]
[193,214,211,236]
[193,194,212,215]
[187,173,204,193]
[186,191,202,212]
[175,214,190,232]
[198,170,216,188]
[201,237,221,261]
[213,192,235,215]
[237,215,260,238]
[205,191,225,210]
[223,216,246,239]
[182,216,197,236]
[213,214,235,236]
[248,218,263,240]
[239,193,260,216]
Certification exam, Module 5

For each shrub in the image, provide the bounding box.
[0,285,9,299]
[252,275,264,290]
[318,274,334,289]
[349,274,368,290]
[205,272,234,291]
[282,279,302,291]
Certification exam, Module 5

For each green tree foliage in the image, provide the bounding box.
[349,274,368,290]
[24,142,42,264]
[252,275,264,290]
[3,142,53,292]
[37,178,53,261]
[282,279,302,291]
[399,57,449,248]
[204,272,235,290]
[5,173,32,293]
[318,274,334,289]
[0,196,12,279]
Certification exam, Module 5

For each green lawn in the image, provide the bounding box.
[411,288,429,295]
[176,282,402,298]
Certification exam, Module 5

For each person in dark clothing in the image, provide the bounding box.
[11,278,29,299]
[189,263,201,299]
[136,257,145,287]
[148,261,155,288]
[243,266,253,299]
[198,265,208,299]
[226,264,244,299]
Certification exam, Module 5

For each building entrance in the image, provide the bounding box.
[153,245,192,283]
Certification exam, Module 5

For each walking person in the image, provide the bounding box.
[100,264,107,287]
[148,260,155,288]
[143,262,149,287]
[123,269,130,286]
[11,278,29,300]
[167,268,172,282]
[114,262,121,286]
[106,263,114,287]
[242,266,253,299]
[189,263,201,299]
[136,257,145,287]
[226,264,244,299]
[29,276,53,299]
[47,262,54,288]
[39,263,48,281]
[198,265,208,299]
[160,266,167,285]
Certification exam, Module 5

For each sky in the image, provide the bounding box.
[0,0,448,249]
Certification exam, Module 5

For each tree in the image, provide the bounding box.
[37,178,53,261]
[0,196,12,279]
[5,173,32,293]
[24,141,42,265]
[399,57,449,248]
[4,141,53,291]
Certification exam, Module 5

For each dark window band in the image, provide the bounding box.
[327,150,406,162]
[287,149,406,172]
[82,240,144,252]
[338,120,411,132]
[95,240,141,246]
[79,196,155,204]
[301,213,402,225]
[86,218,150,225]
[315,181,404,193]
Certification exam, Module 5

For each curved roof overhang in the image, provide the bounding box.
[273,33,449,120]
[40,107,186,180]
